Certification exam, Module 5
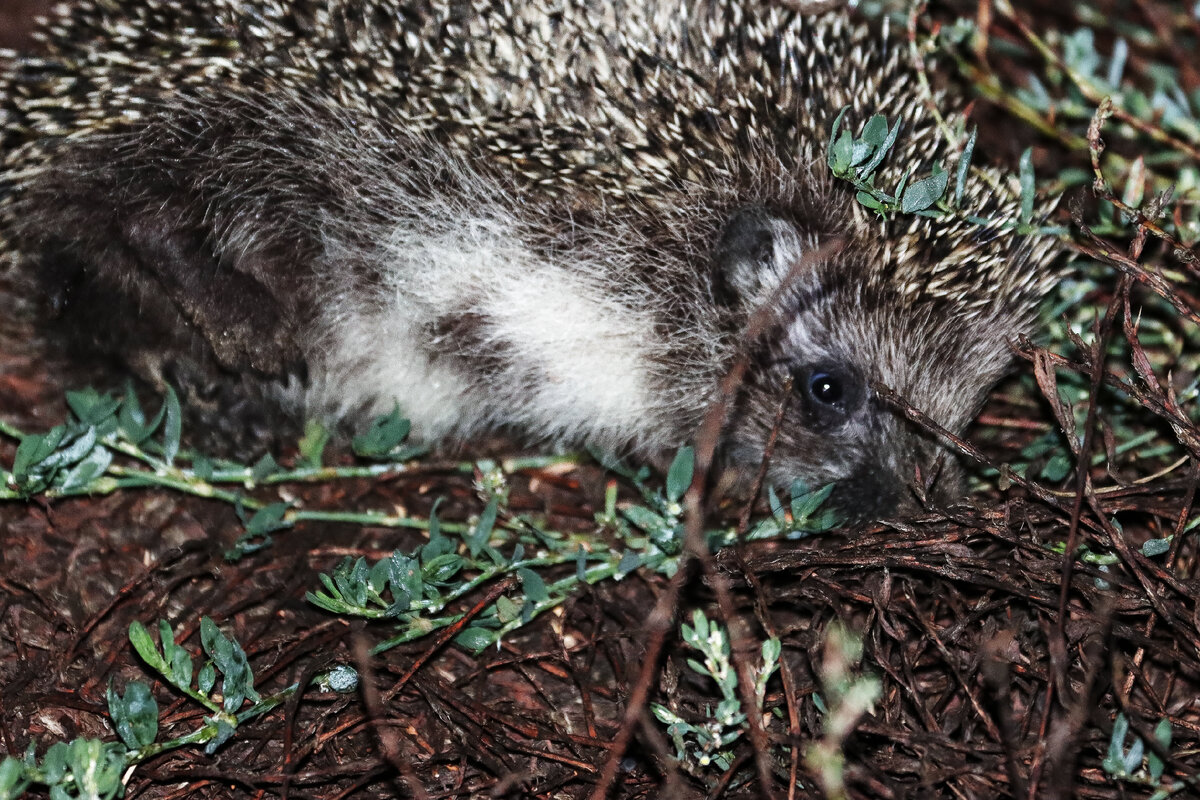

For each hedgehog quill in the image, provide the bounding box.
[0,0,1059,520]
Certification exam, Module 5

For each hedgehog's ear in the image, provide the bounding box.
[711,206,807,306]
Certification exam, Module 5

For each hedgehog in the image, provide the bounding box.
[0,0,1059,521]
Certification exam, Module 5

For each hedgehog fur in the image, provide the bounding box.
[0,0,1060,520]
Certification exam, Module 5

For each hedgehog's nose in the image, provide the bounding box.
[831,444,965,523]
[827,466,906,524]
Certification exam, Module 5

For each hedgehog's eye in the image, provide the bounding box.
[793,364,863,427]
[808,372,843,406]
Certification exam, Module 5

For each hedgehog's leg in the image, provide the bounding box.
[17,163,303,381]
[24,203,302,452]
[120,206,301,379]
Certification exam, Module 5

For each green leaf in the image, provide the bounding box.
[421,501,453,561]
[205,719,237,755]
[790,482,829,519]
[858,116,900,178]
[454,625,497,653]
[200,616,259,711]
[1147,747,1164,783]
[120,384,168,445]
[306,590,347,614]
[167,633,193,687]
[423,553,464,584]
[1153,717,1172,749]
[826,106,850,170]
[62,739,116,799]
[128,621,167,675]
[42,426,98,471]
[466,498,498,558]
[1123,736,1144,774]
[198,662,216,695]
[829,128,854,174]
[955,128,977,206]
[767,485,784,520]
[1105,713,1129,772]
[66,388,121,428]
[665,446,694,503]
[616,550,640,577]
[162,386,182,466]
[61,738,127,800]
[192,455,214,482]
[1040,452,1072,482]
[352,406,412,458]
[333,558,371,608]
[250,453,279,482]
[41,742,68,783]
[622,505,668,534]
[298,419,330,468]
[369,557,392,596]
[107,679,159,749]
[156,619,177,659]
[496,595,522,623]
[860,114,889,148]
[1149,718,1171,781]
[318,572,341,600]
[12,427,65,480]
[117,382,145,433]
[388,553,423,609]
[855,191,887,212]
[1019,147,1036,225]
[650,703,684,726]
[1141,537,1171,557]
[900,165,949,213]
[690,609,709,641]
[0,756,30,800]
[59,446,113,491]
[517,568,549,604]
[245,502,292,536]
[849,139,874,168]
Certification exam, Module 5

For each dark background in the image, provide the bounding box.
[0,0,51,50]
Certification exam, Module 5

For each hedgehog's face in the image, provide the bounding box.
[714,207,1016,522]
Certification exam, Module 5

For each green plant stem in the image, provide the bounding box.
[125,683,298,764]
[365,545,677,654]
[370,614,468,653]
[344,539,630,621]
[0,419,22,441]
[290,509,470,533]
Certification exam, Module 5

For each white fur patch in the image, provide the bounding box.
[296,202,667,451]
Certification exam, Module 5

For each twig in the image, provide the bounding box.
[352,635,431,800]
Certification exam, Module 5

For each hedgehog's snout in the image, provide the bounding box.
[755,382,963,524]
[825,462,907,523]
[825,432,966,523]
